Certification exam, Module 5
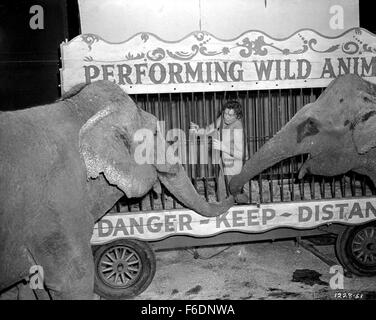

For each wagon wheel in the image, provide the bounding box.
[93,239,156,299]
[335,221,376,277]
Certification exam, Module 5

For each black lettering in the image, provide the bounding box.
[164,215,176,232]
[335,203,349,219]
[361,57,376,77]
[214,62,228,82]
[113,218,129,236]
[299,206,312,222]
[284,59,296,80]
[179,214,193,231]
[229,61,244,81]
[338,58,351,76]
[247,209,259,226]
[205,62,213,82]
[168,63,183,83]
[366,201,376,218]
[322,204,334,221]
[232,210,245,227]
[102,64,115,82]
[216,211,231,228]
[129,217,144,234]
[117,64,133,84]
[275,60,282,80]
[185,62,203,83]
[147,216,162,233]
[349,202,364,219]
[135,63,148,84]
[98,219,113,237]
[353,57,359,75]
[84,65,100,83]
[253,60,273,80]
[149,63,166,84]
[262,209,275,225]
[320,58,336,78]
[297,59,311,79]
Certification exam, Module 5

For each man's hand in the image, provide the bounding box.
[190,122,199,132]
[212,138,221,151]
[213,138,230,154]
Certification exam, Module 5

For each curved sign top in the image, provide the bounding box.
[60,28,376,94]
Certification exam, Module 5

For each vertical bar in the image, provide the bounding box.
[350,173,356,196]
[258,174,263,203]
[340,175,346,198]
[330,177,336,198]
[149,191,155,210]
[161,186,166,209]
[203,91,209,180]
[203,177,209,201]
[245,90,252,203]
[311,175,316,200]
[320,177,325,199]
[168,92,177,209]
[361,176,366,196]
[185,94,192,179]
[279,160,284,202]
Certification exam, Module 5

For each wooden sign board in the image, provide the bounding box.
[61,28,376,95]
[91,197,376,244]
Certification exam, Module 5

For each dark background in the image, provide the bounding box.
[0,0,375,111]
[0,0,80,110]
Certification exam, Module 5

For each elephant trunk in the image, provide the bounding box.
[158,165,234,217]
[229,126,300,195]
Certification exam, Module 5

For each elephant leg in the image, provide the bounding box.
[29,210,95,300]
[33,239,95,300]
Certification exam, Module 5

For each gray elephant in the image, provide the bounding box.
[229,74,376,194]
[0,80,233,299]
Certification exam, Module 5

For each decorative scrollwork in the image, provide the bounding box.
[78,29,376,65]
[124,52,145,60]
[141,33,149,43]
[146,48,166,61]
[308,38,340,53]
[166,45,199,60]
[81,34,99,51]
[342,41,360,55]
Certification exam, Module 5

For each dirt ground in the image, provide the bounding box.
[133,238,376,300]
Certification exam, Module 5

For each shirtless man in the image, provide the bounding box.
[190,100,249,203]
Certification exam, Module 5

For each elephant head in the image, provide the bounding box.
[73,81,233,217]
[229,74,376,195]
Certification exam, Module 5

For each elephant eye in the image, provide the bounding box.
[296,117,320,143]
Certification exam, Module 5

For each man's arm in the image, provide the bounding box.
[191,116,221,135]
[214,120,244,159]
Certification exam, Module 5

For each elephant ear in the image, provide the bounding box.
[352,91,376,154]
[79,101,158,198]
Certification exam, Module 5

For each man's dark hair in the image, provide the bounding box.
[222,100,243,119]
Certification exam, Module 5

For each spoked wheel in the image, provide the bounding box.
[93,239,156,299]
[335,221,376,277]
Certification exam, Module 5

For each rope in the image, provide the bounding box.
[185,245,232,260]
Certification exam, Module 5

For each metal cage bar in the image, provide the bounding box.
[111,88,376,213]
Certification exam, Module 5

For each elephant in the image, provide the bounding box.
[229,74,376,196]
[0,80,233,299]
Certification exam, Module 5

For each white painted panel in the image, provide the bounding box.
[201,0,359,39]
[78,0,201,42]
[78,0,359,41]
